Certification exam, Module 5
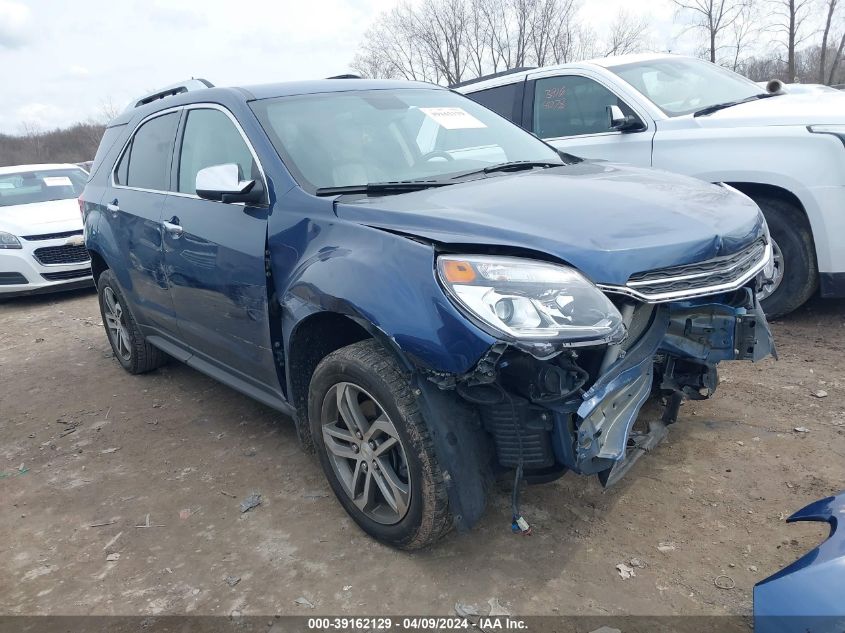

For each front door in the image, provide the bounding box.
[530,74,654,166]
[162,106,278,390]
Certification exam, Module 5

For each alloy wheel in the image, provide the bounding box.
[321,382,411,525]
[103,286,132,361]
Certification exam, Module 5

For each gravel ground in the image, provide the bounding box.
[1,288,843,617]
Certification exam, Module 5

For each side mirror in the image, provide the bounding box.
[607,105,644,132]
[196,163,263,204]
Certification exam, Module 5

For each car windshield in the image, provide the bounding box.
[250,88,563,193]
[0,168,87,208]
[607,57,764,117]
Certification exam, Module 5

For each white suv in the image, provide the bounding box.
[457,54,845,317]
[0,164,93,297]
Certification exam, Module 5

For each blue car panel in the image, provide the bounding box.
[755,491,845,632]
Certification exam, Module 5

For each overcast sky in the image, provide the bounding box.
[1,0,694,134]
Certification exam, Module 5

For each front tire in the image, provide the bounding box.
[754,197,818,318]
[308,339,452,549]
[97,269,166,374]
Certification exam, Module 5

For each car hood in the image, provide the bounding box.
[0,198,83,236]
[334,161,765,285]
[690,92,845,128]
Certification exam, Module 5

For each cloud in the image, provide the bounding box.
[69,65,90,77]
[15,103,65,129]
[0,0,31,49]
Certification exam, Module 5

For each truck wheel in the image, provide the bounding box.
[97,269,166,374]
[754,197,818,318]
[308,339,452,549]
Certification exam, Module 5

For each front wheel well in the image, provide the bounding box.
[287,312,373,451]
[725,182,812,230]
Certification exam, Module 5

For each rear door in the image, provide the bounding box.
[527,72,654,165]
[162,105,278,390]
[106,111,180,336]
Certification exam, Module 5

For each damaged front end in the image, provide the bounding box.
[428,284,775,488]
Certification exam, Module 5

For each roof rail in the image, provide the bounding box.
[130,78,214,109]
[449,67,535,90]
[326,73,362,79]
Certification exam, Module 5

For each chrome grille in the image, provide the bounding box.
[33,244,90,266]
[599,238,771,302]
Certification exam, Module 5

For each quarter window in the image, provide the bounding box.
[533,76,635,139]
[177,108,257,195]
[115,112,179,190]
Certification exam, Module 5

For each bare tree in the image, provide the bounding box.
[603,10,651,56]
[415,0,471,85]
[728,2,760,70]
[769,0,816,81]
[672,0,749,63]
[352,0,653,84]
[352,4,437,81]
[828,30,845,82]
[819,0,839,82]
[99,97,122,123]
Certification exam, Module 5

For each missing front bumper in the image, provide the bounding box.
[460,287,775,485]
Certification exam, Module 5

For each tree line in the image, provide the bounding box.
[352,0,845,85]
[0,122,105,168]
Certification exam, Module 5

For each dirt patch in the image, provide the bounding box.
[1,288,843,616]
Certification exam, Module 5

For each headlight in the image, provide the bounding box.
[808,125,845,146]
[437,255,625,344]
[0,231,22,249]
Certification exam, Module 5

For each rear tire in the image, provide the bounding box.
[753,196,818,318]
[97,269,166,374]
[308,339,452,549]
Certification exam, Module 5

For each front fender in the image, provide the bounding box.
[272,219,496,376]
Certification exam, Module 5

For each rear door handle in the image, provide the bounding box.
[162,219,183,237]
[106,201,120,214]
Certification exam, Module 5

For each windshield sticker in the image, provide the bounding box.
[42,176,73,187]
[420,107,487,130]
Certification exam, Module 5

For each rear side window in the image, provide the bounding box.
[469,83,520,121]
[89,124,126,180]
[177,108,256,194]
[114,112,179,191]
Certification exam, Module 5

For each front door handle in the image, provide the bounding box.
[162,219,183,237]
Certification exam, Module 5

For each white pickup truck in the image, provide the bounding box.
[456,53,845,317]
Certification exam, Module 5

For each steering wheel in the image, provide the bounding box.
[419,150,455,162]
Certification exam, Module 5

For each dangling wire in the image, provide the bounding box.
[503,390,532,536]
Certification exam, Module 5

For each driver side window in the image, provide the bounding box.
[533,75,635,139]
[177,108,257,195]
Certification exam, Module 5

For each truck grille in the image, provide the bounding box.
[33,244,90,266]
[600,238,770,302]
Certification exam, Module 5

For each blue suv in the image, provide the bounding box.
[82,78,775,548]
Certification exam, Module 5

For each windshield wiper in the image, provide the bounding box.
[451,160,565,180]
[315,180,451,197]
[693,93,779,117]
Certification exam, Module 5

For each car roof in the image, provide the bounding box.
[240,78,442,100]
[108,79,445,127]
[457,53,682,92]
[0,163,85,175]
